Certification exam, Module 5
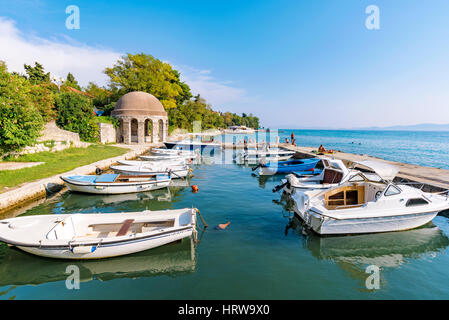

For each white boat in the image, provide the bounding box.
[278,158,357,194]
[164,140,222,152]
[118,159,188,167]
[236,148,295,162]
[111,165,191,179]
[151,148,197,158]
[61,173,171,195]
[140,154,192,162]
[291,160,449,235]
[224,125,255,134]
[0,208,198,259]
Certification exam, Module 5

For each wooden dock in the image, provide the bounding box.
[279,143,449,192]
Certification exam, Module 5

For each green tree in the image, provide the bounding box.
[65,72,81,90]
[172,69,192,105]
[104,53,183,110]
[29,85,56,121]
[54,92,99,142]
[0,64,44,153]
[24,62,50,85]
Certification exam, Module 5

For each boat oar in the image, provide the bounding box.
[195,209,208,228]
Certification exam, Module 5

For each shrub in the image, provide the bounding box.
[29,84,56,121]
[0,66,43,153]
[54,92,99,142]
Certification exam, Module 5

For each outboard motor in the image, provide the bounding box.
[294,193,310,215]
[272,181,288,193]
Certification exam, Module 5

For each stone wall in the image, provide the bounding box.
[98,122,117,144]
[6,121,90,157]
[37,121,83,145]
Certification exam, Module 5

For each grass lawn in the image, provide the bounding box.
[0,144,128,191]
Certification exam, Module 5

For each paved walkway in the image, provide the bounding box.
[0,162,45,171]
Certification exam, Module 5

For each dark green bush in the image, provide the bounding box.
[54,92,99,142]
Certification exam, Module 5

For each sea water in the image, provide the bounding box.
[1,131,449,299]
[217,129,449,169]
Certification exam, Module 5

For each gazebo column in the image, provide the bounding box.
[137,119,145,144]
[123,119,131,144]
[152,119,159,143]
[165,120,169,141]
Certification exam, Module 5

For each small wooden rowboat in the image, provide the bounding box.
[0,208,198,259]
[258,158,321,175]
[151,148,198,159]
[111,165,191,179]
[139,154,191,162]
[118,159,188,167]
[61,173,171,194]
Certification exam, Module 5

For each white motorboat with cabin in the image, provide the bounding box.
[291,160,449,235]
[0,208,198,259]
[61,173,171,194]
[277,158,356,194]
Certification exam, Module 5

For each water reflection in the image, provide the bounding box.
[23,186,190,217]
[286,216,449,283]
[0,237,196,287]
[251,173,284,189]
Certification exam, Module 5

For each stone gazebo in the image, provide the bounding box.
[111,91,168,144]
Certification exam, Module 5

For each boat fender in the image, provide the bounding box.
[191,185,199,193]
[71,246,97,254]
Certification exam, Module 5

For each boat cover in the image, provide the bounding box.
[95,174,119,183]
[67,175,97,183]
[354,160,398,181]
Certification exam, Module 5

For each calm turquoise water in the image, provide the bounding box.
[217,129,449,169]
[2,131,449,299]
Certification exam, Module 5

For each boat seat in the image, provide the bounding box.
[97,231,110,238]
[321,169,343,184]
[116,219,135,237]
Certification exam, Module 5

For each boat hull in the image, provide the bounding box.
[259,159,320,175]
[297,209,438,235]
[111,166,190,179]
[165,142,220,156]
[17,227,193,259]
[64,179,171,195]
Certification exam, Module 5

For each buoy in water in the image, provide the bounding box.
[191,185,199,193]
[216,221,231,230]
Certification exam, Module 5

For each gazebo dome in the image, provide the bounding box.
[111,91,167,117]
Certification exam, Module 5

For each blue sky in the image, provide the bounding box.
[1,0,449,128]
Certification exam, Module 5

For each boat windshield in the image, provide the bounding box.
[348,172,383,183]
[384,184,401,196]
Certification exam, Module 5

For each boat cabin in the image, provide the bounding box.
[323,172,385,210]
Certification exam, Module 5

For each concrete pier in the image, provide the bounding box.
[279,144,449,192]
